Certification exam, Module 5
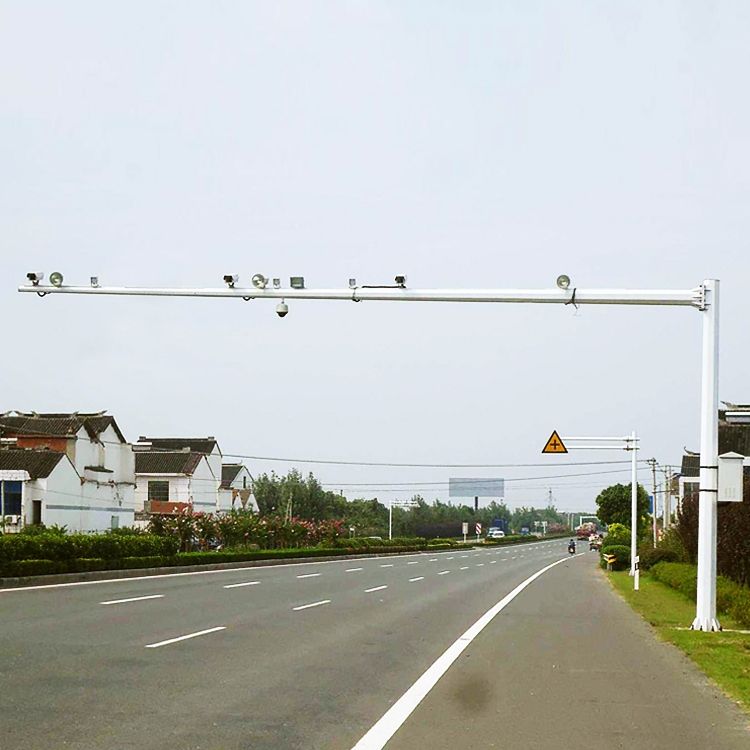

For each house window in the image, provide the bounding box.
[148,481,170,503]
[0,481,22,516]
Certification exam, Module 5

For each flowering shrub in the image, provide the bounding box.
[147,509,346,551]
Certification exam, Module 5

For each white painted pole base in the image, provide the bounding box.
[691,617,722,632]
[634,568,640,590]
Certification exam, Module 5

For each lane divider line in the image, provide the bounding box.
[408,577,424,582]
[346,568,364,572]
[101,594,164,605]
[297,573,321,579]
[223,581,260,589]
[459,567,469,570]
[145,626,225,649]
[380,564,394,568]
[293,599,331,611]
[350,555,571,750]
[407,561,419,565]
[438,571,450,576]
[365,585,388,593]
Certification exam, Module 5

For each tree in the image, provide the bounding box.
[595,483,650,535]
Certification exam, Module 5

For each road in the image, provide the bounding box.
[1,540,747,749]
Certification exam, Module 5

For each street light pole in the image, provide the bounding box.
[19,275,720,628]
[694,279,720,632]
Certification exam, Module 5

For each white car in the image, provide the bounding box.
[487,529,505,539]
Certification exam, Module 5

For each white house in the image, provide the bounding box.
[0,411,136,531]
[220,463,257,512]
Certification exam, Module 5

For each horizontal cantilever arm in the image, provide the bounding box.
[18,284,704,307]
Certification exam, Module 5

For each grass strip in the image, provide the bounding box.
[607,569,750,712]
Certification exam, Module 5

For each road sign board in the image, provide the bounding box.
[462,522,468,534]
[475,523,482,535]
[542,430,567,454]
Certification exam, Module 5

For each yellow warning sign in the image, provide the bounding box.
[542,431,567,454]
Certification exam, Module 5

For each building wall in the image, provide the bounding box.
[190,456,220,511]
[23,457,135,532]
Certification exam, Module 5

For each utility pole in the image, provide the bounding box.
[648,458,658,546]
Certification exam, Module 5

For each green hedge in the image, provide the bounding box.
[600,544,631,571]
[0,543,437,578]
[0,532,177,564]
[649,562,750,628]
[637,547,679,570]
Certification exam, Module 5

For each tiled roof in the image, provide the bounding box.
[0,450,66,479]
[221,463,244,489]
[0,412,126,443]
[681,455,699,477]
[139,437,219,455]
[135,452,204,475]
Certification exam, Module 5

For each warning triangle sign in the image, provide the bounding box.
[542,431,567,454]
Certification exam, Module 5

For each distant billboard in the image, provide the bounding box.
[449,478,505,498]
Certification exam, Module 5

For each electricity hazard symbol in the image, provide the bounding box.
[542,431,567,454]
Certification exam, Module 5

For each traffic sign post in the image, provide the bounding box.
[475,522,482,541]
[462,522,468,543]
[543,432,640,580]
[634,555,640,591]
[19,277,721,629]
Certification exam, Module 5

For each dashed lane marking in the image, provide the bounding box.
[365,585,388,593]
[145,626,226,649]
[101,594,164,605]
[293,600,331,611]
[223,582,260,589]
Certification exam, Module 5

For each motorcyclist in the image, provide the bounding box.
[568,539,576,554]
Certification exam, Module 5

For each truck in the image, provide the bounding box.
[576,522,597,539]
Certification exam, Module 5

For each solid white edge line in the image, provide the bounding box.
[350,555,572,750]
[145,626,226,648]
[292,599,331,611]
[101,594,164,605]
[223,581,261,589]
[365,585,388,593]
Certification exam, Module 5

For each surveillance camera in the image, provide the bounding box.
[223,274,239,288]
[276,301,289,318]
[27,272,44,285]
[395,275,407,287]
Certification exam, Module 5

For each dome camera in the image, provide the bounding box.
[276,300,289,318]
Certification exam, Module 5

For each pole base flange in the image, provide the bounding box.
[691,617,722,632]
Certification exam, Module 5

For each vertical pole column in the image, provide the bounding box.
[693,279,721,631]
[652,460,658,547]
[389,501,393,541]
[630,431,638,576]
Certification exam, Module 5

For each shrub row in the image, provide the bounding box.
[0,532,177,563]
[0,542,448,579]
[650,562,750,628]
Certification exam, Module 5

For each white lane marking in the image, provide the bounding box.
[511,556,517,560]
[365,585,388,593]
[438,571,450,576]
[293,599,331,611]
[459,566,469,570]
[350,556,571,750]
[407,561,419,565]
[297,573,321,579]
[446,557,454,560]
[476,564,485,567]
[408,577,424,582]
[346,568,364,572]
[101,594,164,605]
[461,555,468,558]
[223,581,260,589]
[490,561,498,564]
[429,559,438,562]
[380,564,394,568]
[145,626,225,648]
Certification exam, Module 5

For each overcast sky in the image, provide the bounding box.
[2,1,748,514]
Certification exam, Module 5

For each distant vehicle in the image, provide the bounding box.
[576,522,598,539]
[486,529,505,539]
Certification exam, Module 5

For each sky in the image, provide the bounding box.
[1,1,748,514]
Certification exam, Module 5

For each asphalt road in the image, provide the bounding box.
[1,540,747,749]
